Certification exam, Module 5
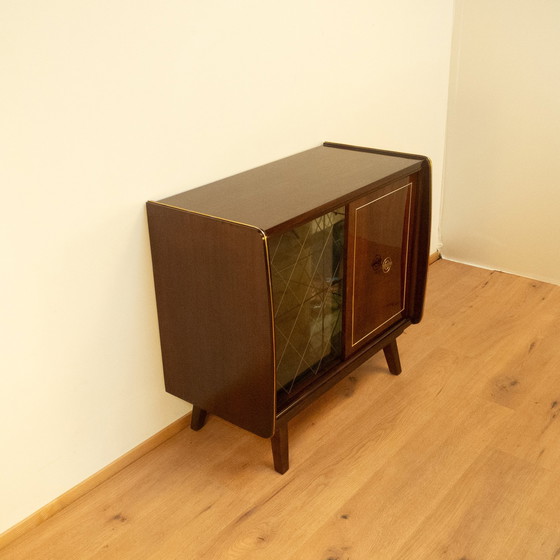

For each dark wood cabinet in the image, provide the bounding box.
[146,142,431,473]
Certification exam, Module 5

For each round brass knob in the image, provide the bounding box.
[382,257,392,274]
[371,255,392,273]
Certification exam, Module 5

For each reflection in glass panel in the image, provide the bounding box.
[268,208,345,395]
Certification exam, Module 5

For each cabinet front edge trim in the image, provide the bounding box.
[147,200,267,238]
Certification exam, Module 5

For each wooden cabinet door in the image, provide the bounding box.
[344,176,414,354]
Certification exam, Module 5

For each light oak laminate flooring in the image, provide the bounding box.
[3,259,560,559]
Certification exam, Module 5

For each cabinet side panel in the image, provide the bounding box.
[146,203,275,438]
[407,162,431,323]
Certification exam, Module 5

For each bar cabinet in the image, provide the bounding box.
[147,142,431,473]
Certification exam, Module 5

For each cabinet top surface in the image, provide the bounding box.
[153,144,423,233]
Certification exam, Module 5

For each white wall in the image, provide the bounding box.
[0,1,453,533]
[441,0,560,285]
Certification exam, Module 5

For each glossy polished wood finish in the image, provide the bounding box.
[146,143,431,473]
[146,204,276,438]
[158,145,422,235]
[326,142,432,326]
[345,177,413,354]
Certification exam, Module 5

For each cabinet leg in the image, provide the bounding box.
[271,423,289,474]
[190,406,208,431]
[383,340,402,375]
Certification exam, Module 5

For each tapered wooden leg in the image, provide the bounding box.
[190,406,208,431]
[271,423,289,474]
[383,339,402,375]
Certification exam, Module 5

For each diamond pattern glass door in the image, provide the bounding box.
[268,208,345,396]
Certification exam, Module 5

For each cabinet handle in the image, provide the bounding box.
[371,255,393,274]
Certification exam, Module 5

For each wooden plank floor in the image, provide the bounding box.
[3,259,560,559]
